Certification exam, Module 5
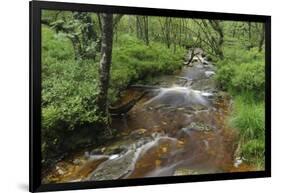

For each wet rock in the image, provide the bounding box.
[108,147,127,154]
[202,140,209,150]
[109,154,119,160]
[176,127,193,137]
[234,157,245,168]
[73,159,81,165]
[214,91,230,100]
[203,60,210,66]
[56,166,65,175]
[88,154,109,161]
[186,122,214,132]
[192,104,208,111]
[84,151,90,159]
[173,168,199,176]
[129,128,147,139]
[90,144,128,157]
[89,150,136,181]
[204,71,215,78]
[190,78,216,91]
[90,149,103,155]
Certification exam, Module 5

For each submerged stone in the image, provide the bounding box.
[173,167,199,176]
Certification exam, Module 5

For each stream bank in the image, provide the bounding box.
[43,48,255,184]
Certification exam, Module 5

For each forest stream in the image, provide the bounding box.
[43,48,255,183]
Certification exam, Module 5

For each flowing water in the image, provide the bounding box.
[43,48,255,183]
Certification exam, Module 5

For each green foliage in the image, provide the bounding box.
[231,61,265,95]
[42,26,74,61]
[41,26,102,165]
[215,45,265,169]
[109,35,185,102]
[41,10,266,170]
[215,64,234,90]
[230,95,265,141]
[241,139,265,168]
[41,58,103,164]
[229,94,265,168]
[41,28,185,166]
[216,47,265,98]
[223,46,264,64]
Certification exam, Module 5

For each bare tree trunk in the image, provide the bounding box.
[208,20,224,59]
[96,13,114,134]
[159,18,172,49]
[136,16,149,45]
[259,23,265,52]
[179,19,182,47]
[247,22,253,49]
[97,13,103,30]
[128,16,134,34]
[136,16,142,39]
[143,16,149,45]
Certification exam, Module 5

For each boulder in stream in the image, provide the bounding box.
[88,150,136,181]
[173,167,199,176]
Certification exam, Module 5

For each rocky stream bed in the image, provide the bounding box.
[43,48,255,184]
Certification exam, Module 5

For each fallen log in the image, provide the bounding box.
[128,84,161,90]
[109,91,148,115]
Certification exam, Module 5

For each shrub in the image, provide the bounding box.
[41,30,186,166]
[41,59,103,165]
[216,45,265,168]
[231,62,265,96]
[42,26,74,62]
[215,63,235,90]
[216,47,265,97]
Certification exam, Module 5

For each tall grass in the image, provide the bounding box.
[229,94,265,169]
[216,45,265,169]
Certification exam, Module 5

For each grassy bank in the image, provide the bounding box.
[230,94,265,169]
[215,46,265,169]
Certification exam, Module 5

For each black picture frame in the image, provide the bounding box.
[29,1,271,192]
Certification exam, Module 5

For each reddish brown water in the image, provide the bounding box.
[43,51,256,183]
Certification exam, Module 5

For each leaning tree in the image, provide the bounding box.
[96,13,114,135]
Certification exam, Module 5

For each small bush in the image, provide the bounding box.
[231,62,265,96]
[216,47,265,97]
[41,30,186,166]
[42,26,74,61]
[215,63,235,90]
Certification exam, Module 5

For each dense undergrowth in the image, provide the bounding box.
[41,27,185,166]
[215,46,265,169]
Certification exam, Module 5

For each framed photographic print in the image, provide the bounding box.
[30,1,271,192]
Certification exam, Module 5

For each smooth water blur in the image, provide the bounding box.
[144,86,210,107]
[43,49,254,183]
